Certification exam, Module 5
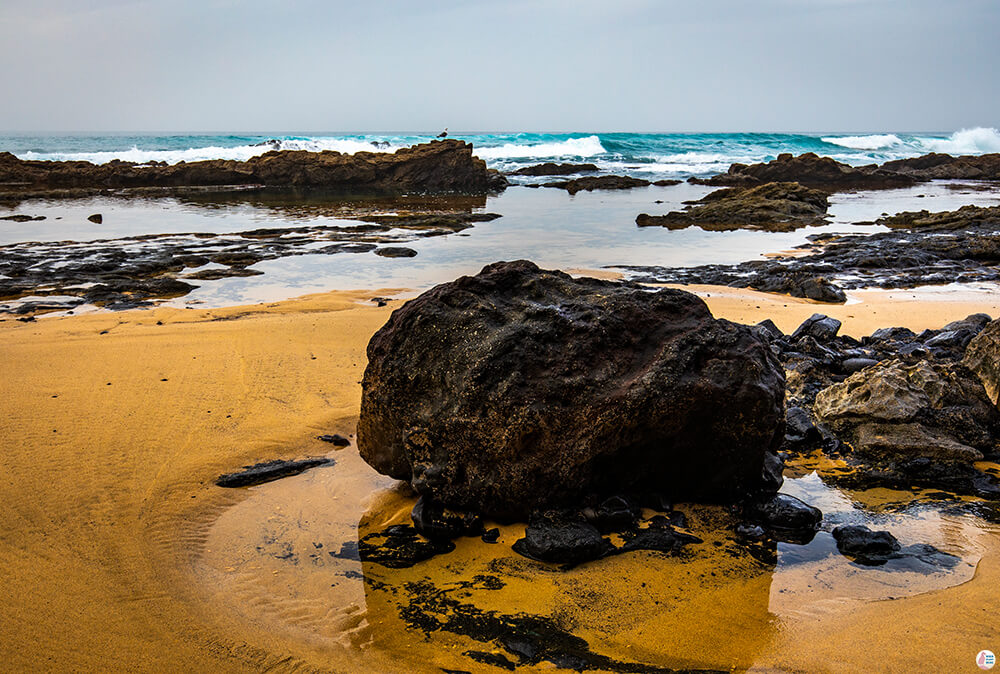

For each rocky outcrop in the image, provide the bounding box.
[878,204,1000,230]
[357,260,786,519]
[964,318,1000,405]
[509,162,598,176]
[0,140,508,196]
[694,153,916,191]
[814,359,1000,463]
[636,182,829,232]
[880,153,1000,180]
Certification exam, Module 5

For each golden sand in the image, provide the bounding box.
[2,285,999,672]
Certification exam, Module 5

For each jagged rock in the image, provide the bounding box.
[814,359,1000,462]
[0,140,507,196]
[509,162,599,176]
[784,406,821,445]
[636,182,830,232]
[357,260,786,518]
[543,175,651,194]
[964,317,1000,405]
[791,313,842,341]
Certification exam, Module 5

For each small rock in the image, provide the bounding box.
[481,528,500,544]
[832,524,901,559]
[841,357,878,374]
[512,512,612,565]
[748,493,822,539]
[791,313,842,341]
[374,246,418,258]
[88,213,103,224]
[317,433,350,446]
[581,495,639,533]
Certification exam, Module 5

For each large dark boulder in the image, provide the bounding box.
[357,260,786,519]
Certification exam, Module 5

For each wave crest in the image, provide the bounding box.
[473,135,605,160]
[822,134,903,150]
[919,127,1000,154]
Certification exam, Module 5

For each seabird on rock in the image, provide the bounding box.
[437,128,448,138]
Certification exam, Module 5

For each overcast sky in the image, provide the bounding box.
[1,0,997,133]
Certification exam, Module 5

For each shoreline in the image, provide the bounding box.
[2,283,999,670]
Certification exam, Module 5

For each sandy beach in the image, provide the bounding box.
[3,284,998,672]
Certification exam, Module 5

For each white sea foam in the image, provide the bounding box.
[918,127,1000,154]
[822,134,903,150]
[472,135,605,160]
[18,137,402,165]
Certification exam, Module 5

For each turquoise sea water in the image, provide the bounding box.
[3,128,999,178]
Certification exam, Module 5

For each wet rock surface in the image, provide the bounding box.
[614,203,1000,302]
[746,493,822,543]
[215,457,333,487]
[331,524,456,569]
[0,140,508,197]
[636,182,830,232]
[512,512,613,565]
[0,210,500,313]
[964,317,1000,405]
[508,162,598,176]
[880,152,1000,181]
[541,175,656,194]
[358,260,786,519]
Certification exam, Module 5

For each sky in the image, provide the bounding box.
[1,0,997,133]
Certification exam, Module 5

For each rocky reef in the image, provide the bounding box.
[689,152,918,191]
[0,140,508,198]
[358,260,786,520]
[508,162,599,176]
[636,181,830,232]
[617,202,1000,303]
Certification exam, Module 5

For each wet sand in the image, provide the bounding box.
[2,285,999,672]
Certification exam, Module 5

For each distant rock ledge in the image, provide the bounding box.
[0,139,508,198]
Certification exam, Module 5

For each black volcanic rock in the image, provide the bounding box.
[357,260,785,519]
[542,175,652,194]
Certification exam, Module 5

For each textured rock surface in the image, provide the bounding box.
[636,182,830,232]
[358,260,785,518]
[964,318,1000,405]
[880,153,1000,180]
[541,175,655,194]
[0,140,507,196]
[814,359,1000,462]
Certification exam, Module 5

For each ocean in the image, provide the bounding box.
[4,128,1000,178]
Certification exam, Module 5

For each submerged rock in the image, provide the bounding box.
[832,525,901,562]
[411,495,483,540]
[636,182,830,232]
[358,260,785,518]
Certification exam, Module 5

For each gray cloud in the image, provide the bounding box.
[1,0,997,132]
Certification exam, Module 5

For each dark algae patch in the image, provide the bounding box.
[397,579,722,673]
[331,524,456,569]
[215,457,333,487]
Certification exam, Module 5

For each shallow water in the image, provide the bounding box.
[196,433,996,673]
[3,180,999,310]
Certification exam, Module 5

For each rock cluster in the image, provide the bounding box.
[689,152,917,191]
